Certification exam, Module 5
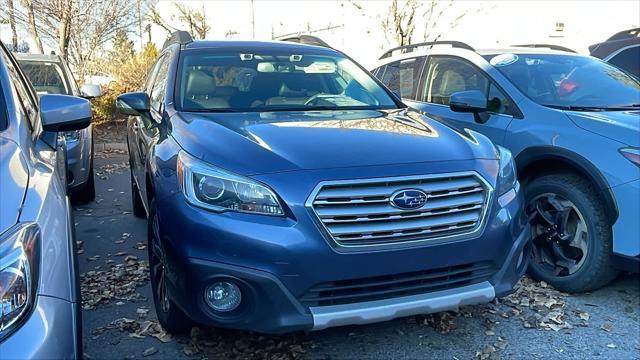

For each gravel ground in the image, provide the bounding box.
[77,149,640,360]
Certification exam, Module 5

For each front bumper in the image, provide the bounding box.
[157,168,529,333]
[611,179,640,271]
[171,223,529,333]
[611,179,640,258]
[0,295,79,359]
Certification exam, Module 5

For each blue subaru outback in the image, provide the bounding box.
[117,32,529,334]
[373,42,640,293]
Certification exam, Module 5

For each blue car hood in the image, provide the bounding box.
[170,109,497,176]
[0,136,29,235]
[565,110,640,147]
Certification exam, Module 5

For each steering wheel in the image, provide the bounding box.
[304,94,331,106]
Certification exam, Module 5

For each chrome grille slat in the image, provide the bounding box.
[328,210,480,236]
[307,172,491,248]
[316,192,484,219]
[314,177,481,200]
[321,204,483,224]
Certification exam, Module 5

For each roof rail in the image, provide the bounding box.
[379,41,475,59]
[163,31,193,50]
[279,35,332,48]
[607,28,640,41]
[511,44,577,53]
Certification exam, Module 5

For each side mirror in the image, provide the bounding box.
[40,94,92,132]
[81,84,102,99]
[116,92,150,116]
[449,90,490,124]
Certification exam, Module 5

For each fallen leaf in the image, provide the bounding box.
[142,347,157,357]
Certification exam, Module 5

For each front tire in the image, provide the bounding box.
[148,200,193,334]
[525,173,618,292]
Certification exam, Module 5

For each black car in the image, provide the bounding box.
[590,28,640,77]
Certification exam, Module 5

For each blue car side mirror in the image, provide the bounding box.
[449,90,490,124]
[39,94,92,132]
[116,92,150,116]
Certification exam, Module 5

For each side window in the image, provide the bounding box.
[144,54,165,94]
[422,56,513,116]
[378,58,425,100]
[487,84,513,115]
[398,57,425,100]
[609,46,640,77]
[0,49,39,129]
[380,62,400,94]
[0,83,7,131]
[149,53,172,113]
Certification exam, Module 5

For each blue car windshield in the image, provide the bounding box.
[178,50,398,112]
[487,53,640,110]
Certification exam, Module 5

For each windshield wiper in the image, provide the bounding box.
[544,104,640,111]
[183,108,243,113]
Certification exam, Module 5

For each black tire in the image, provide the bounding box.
[525,173,618,293]
[148,199,193,334]
[130,169,147,218]
[72,162,96,203]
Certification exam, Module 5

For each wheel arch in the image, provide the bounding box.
[515,146,619,225]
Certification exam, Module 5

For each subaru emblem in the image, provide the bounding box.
[390,189,428,210]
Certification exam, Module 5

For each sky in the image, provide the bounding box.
[149,0,640,68]
[1,1,639,70]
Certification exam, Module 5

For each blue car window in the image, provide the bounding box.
[177,50,398,112]
[379,57,425,101]
[0,82,7,131]
[608,46,640,78]
[19,62,69,95]
[422,56,489,105]
[489,53,640,109]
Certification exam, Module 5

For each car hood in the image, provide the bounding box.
[565,110,640,147]
[0,136,29,236]
[170,109,497,176]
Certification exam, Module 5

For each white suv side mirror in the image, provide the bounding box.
[81,84,102,99]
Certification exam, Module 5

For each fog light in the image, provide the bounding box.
[205,281,241,312]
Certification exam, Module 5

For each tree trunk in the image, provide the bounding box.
[58,15,71,59]
[22,0,44,53]
[7,0,18,49]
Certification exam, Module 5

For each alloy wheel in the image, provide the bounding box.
[527,193,589,276]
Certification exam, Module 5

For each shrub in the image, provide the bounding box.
[92,42,159,124]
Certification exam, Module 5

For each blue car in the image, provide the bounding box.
[15,53,102,202]
[373,41,640,292]
[118,32,528,334]
[0,41,90,358]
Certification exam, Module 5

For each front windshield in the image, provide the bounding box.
[487,53,640,109]
[178,49,398,112]
[18,61,69,95]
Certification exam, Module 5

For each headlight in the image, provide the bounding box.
[63,130,81,142]
[620,148,640,167]
[0,223,40,341]
[177,151,284,216]
[496,145,517,196]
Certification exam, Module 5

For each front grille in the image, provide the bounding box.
[300,262,496,307]
[307,173,491,248]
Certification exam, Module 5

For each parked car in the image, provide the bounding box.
[15,53,102,202]
[0,41,90,358]
[590,28,640,77]
[372,41,640,292]
[117,31,529,334]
